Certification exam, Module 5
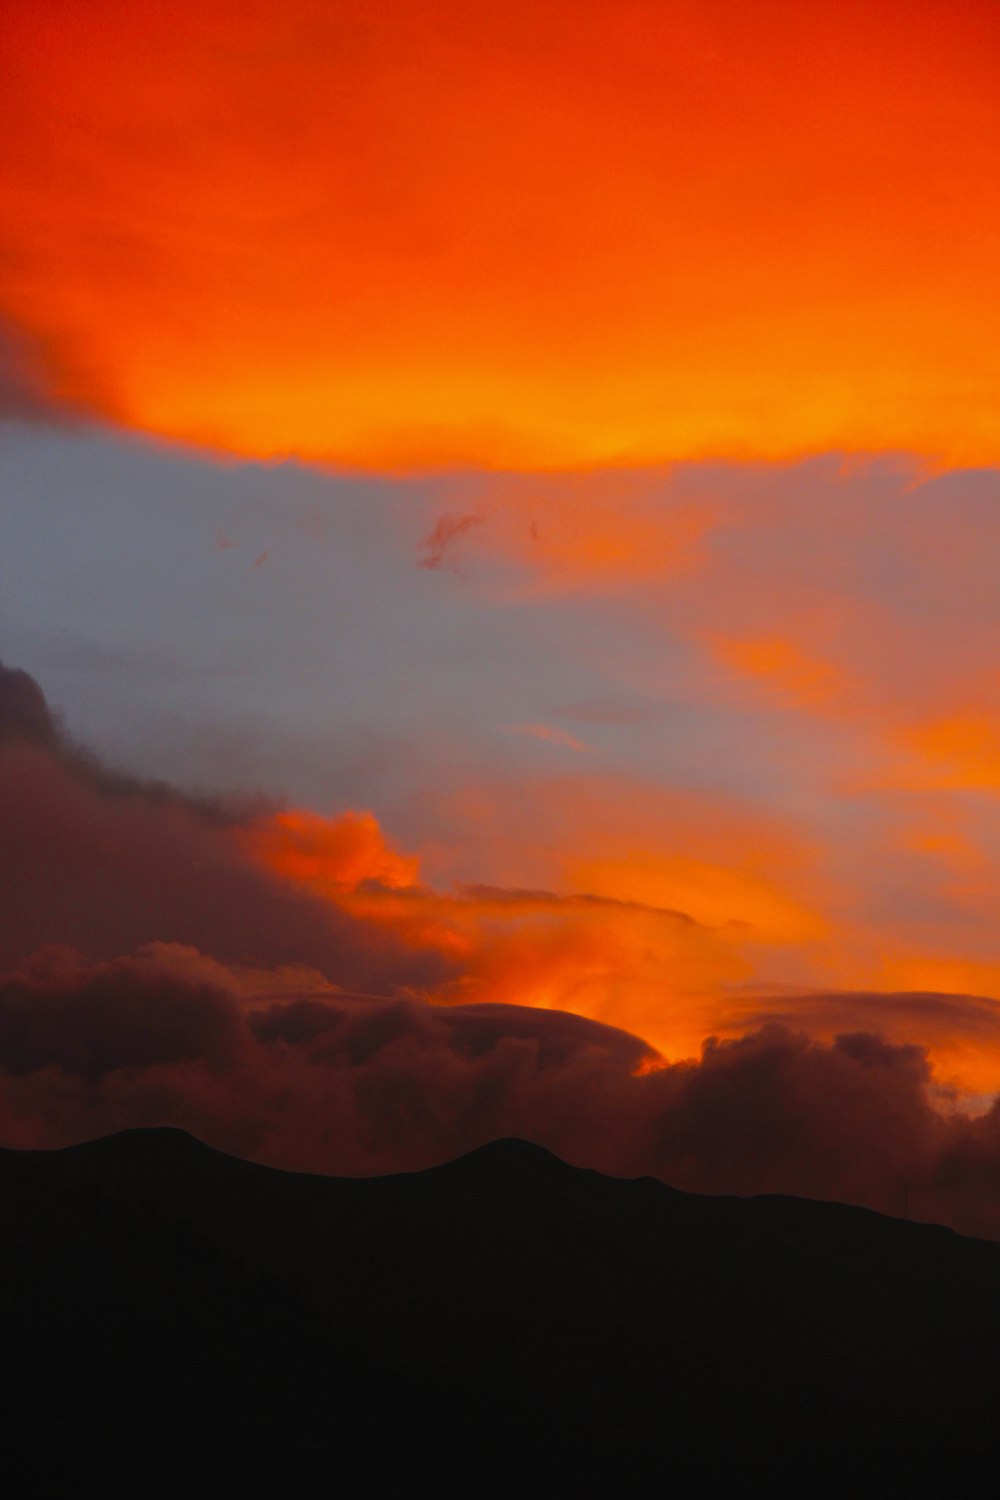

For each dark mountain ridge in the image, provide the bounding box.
[2,1128,999,1496]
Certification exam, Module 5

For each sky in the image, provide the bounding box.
[3,0,1000,1233]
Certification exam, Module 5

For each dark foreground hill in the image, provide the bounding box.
[3,1131,1000,1497]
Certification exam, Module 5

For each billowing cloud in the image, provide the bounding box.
[0,944,243,1080]
[5,941,1000,1240]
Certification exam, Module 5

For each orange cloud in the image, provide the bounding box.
[15,648,1000,1146]
[708,635,847,710]
[3,1,999,466]
[238,797,1000,1096]
[233,765,1000,1102]
[238,791,843,1067]
[240,809,420,897]
[718,986,1000,1100]
[418,470,717,593]
[568,851,827,948]
[240,807,737,1044]
[894,715,1000,792]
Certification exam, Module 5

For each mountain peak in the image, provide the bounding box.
[432,1136,577,1180]
[71,1125,211,1154]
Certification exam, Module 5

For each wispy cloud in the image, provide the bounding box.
[503,723,591,753]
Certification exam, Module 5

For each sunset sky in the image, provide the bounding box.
[3,0,1000,1232]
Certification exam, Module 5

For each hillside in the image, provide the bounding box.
[2,1128,998,1495]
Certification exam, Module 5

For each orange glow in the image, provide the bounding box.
[896,715,1000,792]
[239,803,796,1057]
[567,851,827,946]
[709,636,846,710]
[3,0,1000,466]
[423,471,718,593]
[241,809,419,895]
[717,983,1000,1098]
[238,795,1000,1096]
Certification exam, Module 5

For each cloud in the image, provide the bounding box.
[15,653,1000,1107]
[240,808,419,896]
[417,460,1000,761]
[6,942,1000,1239]
[708,634,847,710]
[6,660,1000,1236]
[0,941,658,1175]
[639,1024,947,1212]
[0,660,59,745]
[0,662,819,1070]
[719,987,1000,1098]
[419,469,716,593]
[231,751,1000,1095]
[0,945,243,1080]
[408,460,1000,1045]
[0,664,452,994]
[238,800,758,1055]
[420,513,487,571]
[3,4,999,467]
[503,723,591,753]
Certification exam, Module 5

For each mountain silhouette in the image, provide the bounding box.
[3,1128,999,1496]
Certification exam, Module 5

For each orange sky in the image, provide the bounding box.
[238,787,1000,1099]
[3,0,999,466]
[5,1,1000,1111]
[405,458,1000,1073]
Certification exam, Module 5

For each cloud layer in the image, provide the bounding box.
[6,657,1000,1239]
[0,660,449,992]
[6,939,1000,1241]
[3,1,999,465]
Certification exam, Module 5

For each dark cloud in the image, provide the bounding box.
[0,948,241,1079]
[729,988,1000,1084]
[0,661,58,746]
[6,660,1000,1240]
[0,665,452,992]
[457,881,699,925]
[639,1025,944,1210]
[0,945,656,1174]
[431,1001,653,1068]
[3,940,1000,1240]
[0,658,240,815]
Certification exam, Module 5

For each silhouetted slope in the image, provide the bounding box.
[3,1129,1000,1496]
